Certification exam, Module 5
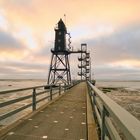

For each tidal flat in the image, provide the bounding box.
[97,81,140,121]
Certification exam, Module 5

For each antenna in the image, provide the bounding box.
[64,14,66,25]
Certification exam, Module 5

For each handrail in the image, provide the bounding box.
[87,81,140,140]
[0,85,54,95]
[0,83,74,123]
[0,94,32,108]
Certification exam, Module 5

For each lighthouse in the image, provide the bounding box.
[47,19,71,85]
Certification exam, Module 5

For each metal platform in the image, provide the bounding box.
[1,83,88,140]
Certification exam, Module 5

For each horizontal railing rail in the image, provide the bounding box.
[87,81,140,140]
[0,85,48,95]
[0,83,76,123]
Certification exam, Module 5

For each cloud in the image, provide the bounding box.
[0,30,29,61]
[86,23,140,65]
[80,23,140,80]
[0,0,140,80]
[0,30,25,50]
[0,13,8,31]
[7,0,33,6]
[0,59,49,79]
[0,29,50,78]
[94,65,140,80]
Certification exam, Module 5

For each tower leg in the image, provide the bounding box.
[47,53,71,85]
[47,54,54,85]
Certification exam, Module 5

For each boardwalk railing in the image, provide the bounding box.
[0,84,73,123]
[87,81,140,140]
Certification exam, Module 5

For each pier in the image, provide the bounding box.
[0,81,140,140]
[0,82,98,140]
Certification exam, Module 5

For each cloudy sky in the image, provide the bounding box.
[0,0,140,80]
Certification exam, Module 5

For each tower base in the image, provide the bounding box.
[47,53,71,85]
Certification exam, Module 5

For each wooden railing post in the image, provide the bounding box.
[32,88,36,111]
[91,91,96,117]
[50,86,52,100]
[101,106,106,140]
[59,84,61,95]
[64,83,66,92]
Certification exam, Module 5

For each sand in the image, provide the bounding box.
[99,86,140,121]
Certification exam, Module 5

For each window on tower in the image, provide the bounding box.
[58,39,61,42]
[58,32,61,35]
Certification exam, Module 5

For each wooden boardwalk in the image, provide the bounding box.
[0,83,98,140]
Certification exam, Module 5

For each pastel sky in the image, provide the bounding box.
[0,0,140,80]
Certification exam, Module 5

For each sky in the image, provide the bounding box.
[0,0,140,80]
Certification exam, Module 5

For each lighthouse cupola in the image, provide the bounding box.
[54,19,67,52]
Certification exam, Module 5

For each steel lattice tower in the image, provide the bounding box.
[47,19,71,85]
